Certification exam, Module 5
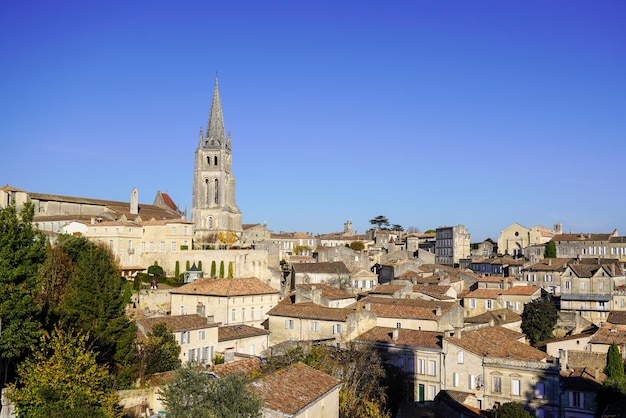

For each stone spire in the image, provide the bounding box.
[205,75,225,147]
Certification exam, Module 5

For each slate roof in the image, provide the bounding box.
[357,297,456,320]
[445,326,546,362]
[170,277,279,296]
[292,261,350,275]
[249,362,341,416]
[218,324,270,342]
[354,326,443,349]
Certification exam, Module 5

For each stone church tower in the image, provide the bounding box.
[192,76,242,245]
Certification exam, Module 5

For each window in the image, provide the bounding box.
[396,357,405,371]
[493,376,502,393]
[570,391,583,408]
[428,360,436,376]
[141,242,145,252]
[251,307,255,320]
[486,299,493,309]
[171,241,176,251]
[469,299,476,308]
[536,408,544,418]
[285,319,294,329]
[535,382,545,399]
[512,379,521,396]
[580,282,585,291]
[515,301,520,311]
[453,373,459,387]
[199,330,205,340]
[468,375,475,389]
[333,324,343,334]
[160,242,165,252]
[201,346,209,361]
[181,331,190,344]
[311,321,320,332]
[600,282,605,291]
[231,309,236,321]
[417,359,425,375]
[109,240,113,250]
[429,385,436,401]
[241,308,245,321]
[188,349,196,362]
[396,322,401,329]
[407,357,414,373]
[184,226,188,235]
[458,351,464,364]
[565,281,571,290]
[149,242,154,252]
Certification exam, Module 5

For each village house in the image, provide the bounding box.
[442,325,560,417]
[217,324,270,357]
[136,314,219,365]
[464,309,522,332]
[294,283,356,308]
[355,297,464,332]
[249,362,342,418]
[169,277,281,328]
[553,232,618,259]
[353,326,444,402]
[266,298,377,346]
[497,223,559,258]
[350,266,379,293]
[523,257,571,295]
[290,261,351,289]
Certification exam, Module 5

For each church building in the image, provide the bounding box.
[192,76,243,246]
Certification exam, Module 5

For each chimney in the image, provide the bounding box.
[365,301,371,311]
[435,306,442,316]
[224,347,235,363]
[548,259,552,266]
[392,328,399,341]
[454,326,463,339]
[90,217,95,225]
[595,367,600,380]
[130,187,139,215]
[197,302,206,317]
[312,286,322,305]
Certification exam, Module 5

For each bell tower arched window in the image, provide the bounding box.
[205,178,209,204]
[214,156,218,166]
[214,179,219,204]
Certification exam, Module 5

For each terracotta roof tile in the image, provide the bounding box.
[464,289,503,299]
[170,277,279,297]
[354,326,443,349]
[464,309,521,325]
[445,326,545,362]
[297,283,354,300]
[218,324,270,342]
[590,325,626,345]
[136,314,217,336]
[249,362,341,415]
[357,297,456,320]
[501,286,542,296]
[292,262,350,275]
[267,301,356,321]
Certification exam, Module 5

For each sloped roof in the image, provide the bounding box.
[607,311,626,325]
[249,362,341,416]
[445,326,546,362]
[464,289,503,299]
[553,233,613,242]
[292,261,350,275]
[464,309,521,325]
[170,277,279,296]
[354,326,443,349]
[590,324,626,345]
[296,283,354,300]
[136,314,217,337]
[218,324,269,342]
[357,297,456,320]
[267,301,356,322]
[501,286,542,296]
[524,258,571,272]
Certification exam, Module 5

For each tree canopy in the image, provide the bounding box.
[544,241,557,258]
[7,327,119,418]
[0,202,46,388]
[160,364,261,418]
[521,298,558,345]
[136,323,181,385]
[369,215,390,229]
[492,401,532,418]
[606,342,625,381]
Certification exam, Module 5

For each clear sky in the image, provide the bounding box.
[1,1,625,241]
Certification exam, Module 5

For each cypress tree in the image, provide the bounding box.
[186,260,190,271]
[211,261,217,278]
[174,261,180,278]
[219,261,225,278]
[228,262,234,278]
[198,260,203,271]
[606,342,625,381]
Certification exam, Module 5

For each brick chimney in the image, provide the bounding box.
[392,328,399,341]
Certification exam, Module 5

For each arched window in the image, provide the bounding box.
[205,178,209,203]
[214,156,218,165]
[214,179,219,204]
[208,217,213,229]
[207,156,211,165]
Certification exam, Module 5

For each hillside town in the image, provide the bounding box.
[2,78,625,418]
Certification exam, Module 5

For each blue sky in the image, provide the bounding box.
[1,1,625,241]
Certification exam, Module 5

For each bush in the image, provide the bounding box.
[147,264,164,277]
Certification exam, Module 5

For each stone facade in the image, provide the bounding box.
[435,225,471,267]
[192,76,242,245]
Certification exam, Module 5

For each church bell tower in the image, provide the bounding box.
[192,76,242,246]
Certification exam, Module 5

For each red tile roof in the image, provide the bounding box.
[464,289,503,299]
[170,277,279,296]
[136,314,217,336]
[354,326,443,349]
[267,301,356,322]
[249,362,341,415]
[296,283,355,300]
[445,326,545,362]
[218,324,270,342]
[357,297,456,320]
[501,286,542,296]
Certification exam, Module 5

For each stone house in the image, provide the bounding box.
[355,297,464,332]
[553,232,618,259]
[249,362,342,418]
[497,223,559,258]
[169,277,281,328]
[442,325,560,417]
[560,263,618,324]
[464,309,522,333]
[290,261,350,290]
[217,324,270,357]
[241,223,273,247]
[560,368,603,418]
[136,314,219,365]
[294,284,356,308]
[313,245,369,270]
[499,285,543,315]
[350,266,379,293]
[435,225,471,267]
[462,289,505,317]
[522,257,571,295]
[378,259,422,284]
[412,284,457,302]
[353,326,444,402]
[266,299,377,346]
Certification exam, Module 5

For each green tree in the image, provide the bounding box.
[391,224,404,232]
[161,364,261,418]
[36,243,74,328]
[186,260,191,271]
[136,323,181,385]
[211,260,217,278]
[174,261,180,278]
[7,327,119,418]
[349,241,365,251]
[197,260,203,271]
[544,241,557,258]
[492,401,532,418]
[219,260,225,278]
[0,202,47,388]
[147,264,163,277]
[606,342,625,381]
[521,298,558,345]
[369,215,390,230]
[57,237,136,375]
[228,261,233,278]
[424,229,436,234]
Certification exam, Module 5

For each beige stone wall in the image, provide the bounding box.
[217,334,270,357]
[376,317,439,331]
[170,292,281,329]
[176,325,219,365]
